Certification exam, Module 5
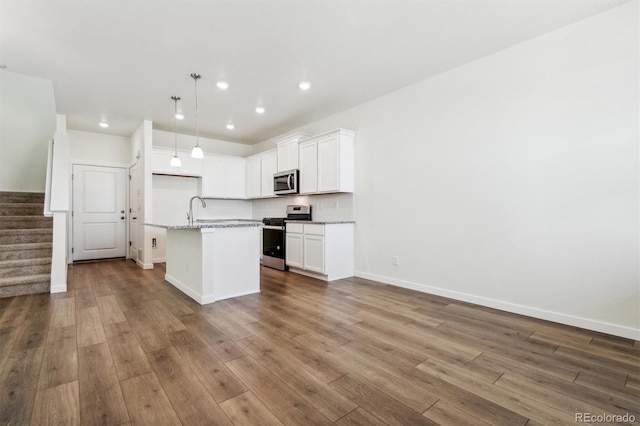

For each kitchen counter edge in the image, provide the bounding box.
[145,221,263,229]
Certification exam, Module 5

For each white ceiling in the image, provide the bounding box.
[0,0,627,144]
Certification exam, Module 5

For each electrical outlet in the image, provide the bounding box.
[152,238,157,248]
[392,256,398,265]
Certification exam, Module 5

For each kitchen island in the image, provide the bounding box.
[146,220,262,304]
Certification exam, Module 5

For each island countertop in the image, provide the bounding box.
[146,220,263,230]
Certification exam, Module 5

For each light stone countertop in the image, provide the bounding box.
[284,220,355,224]
[146,220,263,230]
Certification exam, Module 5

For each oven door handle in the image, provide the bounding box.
[263,225,285,230]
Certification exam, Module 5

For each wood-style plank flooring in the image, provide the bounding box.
[0,260,638,425]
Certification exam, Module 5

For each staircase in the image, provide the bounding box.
[0,192,52,297]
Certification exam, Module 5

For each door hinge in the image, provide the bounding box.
[129,175,132,180]
[71,173,74,180]
[129,241,132,246]
[71,211,74,217]
[71,248,74,254]
[129,208,132,213]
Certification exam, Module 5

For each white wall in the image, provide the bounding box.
[254,2,640,338]
[0,71,56,191]
[131,120,154,269]
[69,130,130,166]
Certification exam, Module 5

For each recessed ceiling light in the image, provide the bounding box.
[175,113,184,120]
[226,123,235,130]
[255,107,265,114]
[99,122,109,128]
[216,81,229,90]
[298,81,311,90]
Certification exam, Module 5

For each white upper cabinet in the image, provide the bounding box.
[202,154,246,199]
[245,155,261,199]
[298,129,355,195]
[298,140,318,194]
[276,133,310,172]
[260,150,278,197]
[152,147,203,177]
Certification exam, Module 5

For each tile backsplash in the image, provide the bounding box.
[252,193,354,221]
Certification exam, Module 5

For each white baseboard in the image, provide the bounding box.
[288,267,328,281]
[164,274,215,305]
[354,271,640,340]
[215,289,260,301]
[153,257,166,263]
[136,260,154,270]
[50,284,67,294]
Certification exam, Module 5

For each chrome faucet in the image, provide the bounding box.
[187,196,206,225]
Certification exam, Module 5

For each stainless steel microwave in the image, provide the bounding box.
[273,169,299,195]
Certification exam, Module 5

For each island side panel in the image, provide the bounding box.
[165,228,206,304]
[211,226,260,301]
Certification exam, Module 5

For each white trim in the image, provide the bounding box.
[354,271,640,341]
[136,259,153,270]
[71,159,131,169]
[287,266,329,281]
[215,289,260,301]
[50,284,67,294]
[153,257,166,263]
[165,274,215,304]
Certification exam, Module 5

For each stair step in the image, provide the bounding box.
[0,203,45,216]
[0,216,53,229]
[0,192,45,204]
[0,229,53,245]
[0,274,50,298]
[0,242,52,261]
[0,257,52,278]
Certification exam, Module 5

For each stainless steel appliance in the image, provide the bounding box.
[273,169,299,195]
[262,204,312,271]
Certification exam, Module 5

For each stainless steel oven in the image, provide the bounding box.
[262,219,287,271]
[262,205,312,271]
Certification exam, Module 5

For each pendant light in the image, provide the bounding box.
[170,96,182,167]
[190,73,204,159]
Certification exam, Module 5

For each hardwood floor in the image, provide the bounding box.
[0,259,638,425]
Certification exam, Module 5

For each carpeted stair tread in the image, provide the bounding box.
[0,257,52,268]
[0,282,49,297]
[0,228,53,235]
[0,242,53,252]
[0,192,45,204]
[0,216,53,229]
[0,273,51,287]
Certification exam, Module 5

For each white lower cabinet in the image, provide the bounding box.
[285,233,303,268]
[285,222,354,281]
[303,235,324,273]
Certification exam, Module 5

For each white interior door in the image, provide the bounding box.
[73,164,127,261]
[129,163,139,260]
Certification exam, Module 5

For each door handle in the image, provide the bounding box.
[120,216,125,220]
[132,217,137,220]
[121,210,125,213]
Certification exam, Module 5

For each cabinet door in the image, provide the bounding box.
[180,155,203,176]
[246,157,261,198]
[285,233,303,268]
[152,150,175,174]
[318,135,339,192]
[226,158,246,198]
[288,142,299,170]
[202,156,226,197]
[298,141,317,194]
[303,234,324,273]
[277,144,289,172]
[260,151,277,197]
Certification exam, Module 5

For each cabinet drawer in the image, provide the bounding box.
[286,223,304,234]
[303,224,324,235]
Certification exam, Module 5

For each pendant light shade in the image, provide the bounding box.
[170,96,182,168]
[190,73,204,159]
